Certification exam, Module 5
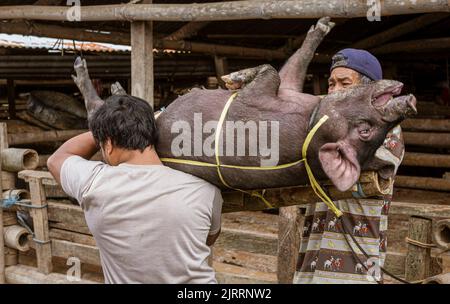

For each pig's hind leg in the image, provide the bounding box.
[72,57,105,119]
[279,17,335,93]
[223,64,280,98]
[111,82,127,96]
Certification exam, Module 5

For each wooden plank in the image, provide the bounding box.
[51,239,101,267]
[47,201,90,235]
[390,202,450,218]
[29,178,52,274]
[131,0,154,105]
[212,247,276,274]
[5,264,98,284]
[213,261,276,284]
[49,229,96,247]
[405,216,432,282]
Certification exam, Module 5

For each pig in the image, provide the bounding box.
[72,17,417,192]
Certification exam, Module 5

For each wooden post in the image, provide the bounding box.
[312,75,321,95]
[131,0,154,106]
[16,171,54,275]
[0,123,6,283]
[277,206,303,284]
[6,79,15,119]
[405,216,433,282]
[214,56,229,89]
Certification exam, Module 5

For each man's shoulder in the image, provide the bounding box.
[163,166,220,193]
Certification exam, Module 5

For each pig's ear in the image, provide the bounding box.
[318,142,361,192]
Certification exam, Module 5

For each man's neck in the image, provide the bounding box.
[118,147,163,166]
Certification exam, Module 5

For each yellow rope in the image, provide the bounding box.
[160,93,343,217]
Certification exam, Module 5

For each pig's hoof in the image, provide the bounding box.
[221,75,242,90]
[316,16,335,35]
[111,82,127,95]
[74,57,88,75]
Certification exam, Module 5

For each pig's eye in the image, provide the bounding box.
[357,122,372,141]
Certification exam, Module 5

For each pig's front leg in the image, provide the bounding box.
[279,17,335,93]
[71,57,105,119]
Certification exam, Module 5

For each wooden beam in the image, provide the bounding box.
[401,118,450,132]
[405,216,432,282]
[0,21,286,60]
[8,129,87,146]
[277,206,302,284]
[403,131,450,148]
[131,0,154,105]
[165,21,210,41]
[371,37,450,55]
[352,13,450,49]
[395,176,450,192]
[402,152,450,168]
[34,0,63,5]
[6,79,15,119]
[214,56,229,89]
[0,1,448,21]
[0,123,7,284]
[28,178,52,274]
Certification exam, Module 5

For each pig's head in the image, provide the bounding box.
[307,80,417,191]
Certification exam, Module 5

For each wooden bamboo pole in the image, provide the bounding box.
[8,129,86,146]
[395,176,450,192]
[0,1,448,21]
[401,118,450,132]
[371,37,450,55]
[352,13,450,49]
[402,152,450,168]
[1,148,39,172]
[165,21,210,41]
[403,131,450,148]
[432,219,450,251]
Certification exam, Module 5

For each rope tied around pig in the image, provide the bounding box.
[160,93,343,217]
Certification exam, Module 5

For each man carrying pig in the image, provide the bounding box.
[293,49,404,284]
[47,82,223,284]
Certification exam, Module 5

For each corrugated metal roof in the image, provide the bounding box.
[0,34,192,55]
[0,34,131,53]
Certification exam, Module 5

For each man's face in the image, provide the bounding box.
[328,67,361,93]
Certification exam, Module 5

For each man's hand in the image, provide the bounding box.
[47,132,99,184]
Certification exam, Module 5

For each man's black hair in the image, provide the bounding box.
[89,95,158,151]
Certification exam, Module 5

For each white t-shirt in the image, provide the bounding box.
[60,155,223,284]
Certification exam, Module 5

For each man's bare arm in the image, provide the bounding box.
[47,132,99,184]
[206,229,221,247]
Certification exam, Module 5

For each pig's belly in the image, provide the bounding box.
[158,157,310,190]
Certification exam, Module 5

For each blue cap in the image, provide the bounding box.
[330,48,382,81]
